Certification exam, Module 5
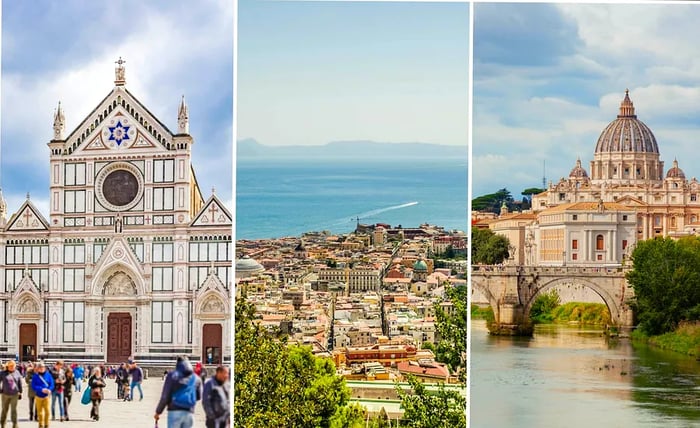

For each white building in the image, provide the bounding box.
[0,60,231,365]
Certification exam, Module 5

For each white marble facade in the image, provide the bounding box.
[0,60,231,365]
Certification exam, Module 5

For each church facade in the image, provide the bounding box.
[0,59,231,365]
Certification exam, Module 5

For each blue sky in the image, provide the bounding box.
[237,0,469,147]
[1,0,233,216]
[473,3,700,198]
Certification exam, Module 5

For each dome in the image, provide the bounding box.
[666,159,686,179]
[569,158,588,178]
[235,255,264,276]
[594,90,659,154]
[413,259,428,271]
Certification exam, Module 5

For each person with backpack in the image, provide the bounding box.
[154,356,203,428]
[201,365,229,428]
[0,360,23,428]
[30,361,54,428]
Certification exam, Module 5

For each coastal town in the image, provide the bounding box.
[235,222,467,416]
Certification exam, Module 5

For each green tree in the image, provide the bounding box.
[472,188,514,214]
[627,237,700,335]
[529,290,561,323]
[433,286,467,382]
[521,187,546,197]
[235,299,363,427]
[395,375,466,427]
[471,227,510,265]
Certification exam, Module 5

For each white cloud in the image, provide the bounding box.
[1,0,233,214]
[474,4,700,198]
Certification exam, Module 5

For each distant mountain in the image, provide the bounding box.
[237,139,467,161]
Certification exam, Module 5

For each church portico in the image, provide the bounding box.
[0,59,231,365]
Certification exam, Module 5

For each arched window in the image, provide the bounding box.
[596,235,604,251]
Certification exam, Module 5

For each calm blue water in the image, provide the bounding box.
[236,159,467,239]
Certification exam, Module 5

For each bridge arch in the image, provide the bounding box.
[523,276,621,325]
[470,278,500,317]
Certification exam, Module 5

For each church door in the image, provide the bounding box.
[107,313,132,363]
[19,324,37,362]
[202,324,222,365]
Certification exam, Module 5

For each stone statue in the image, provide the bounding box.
[115,57,126,83]
[19,299,39,313]
[202,297,223,313]
[104,272,136,296]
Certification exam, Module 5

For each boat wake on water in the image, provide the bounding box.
[329,201,420,226]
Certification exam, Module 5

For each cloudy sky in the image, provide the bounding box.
[1,0,233,216]
[237,0,469,147]
[473,3,700,198]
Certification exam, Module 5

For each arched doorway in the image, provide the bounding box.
[107,313,132,363]
[19,324,37,362]
[202,324,222,365]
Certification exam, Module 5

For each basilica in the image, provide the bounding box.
[485,90,700,267]
[0,59,231,365]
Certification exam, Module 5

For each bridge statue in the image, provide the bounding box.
[471,265,635,335]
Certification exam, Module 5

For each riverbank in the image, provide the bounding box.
[471,305,494,321]
[532,302,610,326]
[631,322,700,357]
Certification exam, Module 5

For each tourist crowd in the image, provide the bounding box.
[0,357,229,428]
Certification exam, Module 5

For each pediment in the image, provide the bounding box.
[65,87,176,156]
[195,272,230,316]
[6,200,49,231]
[615,196,647,207]
[191,194,232,227]
[91,236,146,289]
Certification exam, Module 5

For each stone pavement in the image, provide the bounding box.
[10,378,206,428]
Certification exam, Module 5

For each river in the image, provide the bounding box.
[470,320,700,427]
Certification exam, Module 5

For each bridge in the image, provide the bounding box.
[471,265,635,335]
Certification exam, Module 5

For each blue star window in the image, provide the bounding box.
[108,121,131,146]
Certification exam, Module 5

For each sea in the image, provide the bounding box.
[236,158,468,240]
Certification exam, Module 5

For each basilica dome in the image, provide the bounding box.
[666,159,686,179]
[594,90,659,154]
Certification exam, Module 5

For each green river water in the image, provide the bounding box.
[471,320,700,427]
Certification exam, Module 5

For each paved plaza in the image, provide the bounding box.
[9,377,206,428]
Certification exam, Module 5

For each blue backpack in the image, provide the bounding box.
[171,375,196,408]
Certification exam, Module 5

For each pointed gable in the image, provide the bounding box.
[65,87,177,156]
[91,235,147,295]
[615,195,648,207]
[191,194,232,227]
[6,199,49,231]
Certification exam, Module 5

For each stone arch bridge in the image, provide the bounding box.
[471,265,635,335]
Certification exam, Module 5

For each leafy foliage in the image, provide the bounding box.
[432,286,468,383]
[529,290,561,323]
[234,299,362,428]
[472,188,515,214]
[471,227,510,265]
[521,187,546,197]
[395,375,466,427]
[627,237,700,335]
